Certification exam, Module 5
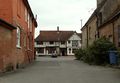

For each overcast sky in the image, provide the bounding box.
[28,0,97,37]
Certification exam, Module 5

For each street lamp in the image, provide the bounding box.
[80,19,82,28]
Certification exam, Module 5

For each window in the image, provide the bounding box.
[68,40,71,44]
[24,34,27,47]
[61,41,65,45]
[37,41,43,45]
[50,41,54,44]
[69,48,71,54]
[118,26,120,47]
[29,19,32,32]
[27,13,30,28]
[17,0,21,17]
[46,48,54,54]
[37,48,44,53]
[16,27,21,47]
[25,7,28,22]
[72,40,78,47]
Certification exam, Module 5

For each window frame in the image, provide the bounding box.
[16,27,21,48]
[25,7,28,22]
[72,40,78,47]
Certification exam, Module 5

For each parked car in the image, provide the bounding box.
[51,53,57,58]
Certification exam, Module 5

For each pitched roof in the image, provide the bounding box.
[35,31,75,42]
[77,33,82,38]
[81,9,97,31]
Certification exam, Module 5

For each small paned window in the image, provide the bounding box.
[72,40,78,47]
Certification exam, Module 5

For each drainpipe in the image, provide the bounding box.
[112,22,115,44]
[86,25,89,48]
[96,13,100,38]
[96,21,100,38]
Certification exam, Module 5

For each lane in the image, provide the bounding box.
[0,56,120,83]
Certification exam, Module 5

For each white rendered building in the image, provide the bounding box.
[35,29,81,56]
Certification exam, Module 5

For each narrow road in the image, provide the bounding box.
[0,56,120,83]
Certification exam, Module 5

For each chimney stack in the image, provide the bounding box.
[57,26,59,31]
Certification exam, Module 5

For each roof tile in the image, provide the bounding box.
[35,31,75,42]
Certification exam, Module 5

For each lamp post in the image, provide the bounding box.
[80,19,82,28]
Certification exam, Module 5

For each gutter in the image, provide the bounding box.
[22,0,38,27]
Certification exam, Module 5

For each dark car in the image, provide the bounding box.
[51,53,57,58]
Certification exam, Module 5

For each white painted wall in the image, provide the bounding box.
[69,33,81,41]
[35,33,81,56]
[67,33,81,55]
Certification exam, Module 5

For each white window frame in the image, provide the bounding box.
[16,27,21,48]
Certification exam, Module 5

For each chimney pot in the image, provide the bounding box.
[57,26,59,31]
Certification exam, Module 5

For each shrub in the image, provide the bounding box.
[82,47,95,64]
[77,37,117,65]
[84,37,116,65]
[75,48,86,60]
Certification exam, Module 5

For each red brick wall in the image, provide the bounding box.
[13,0,36,65]
[0,26,14,72]
[0,0,13,23]
[0,0,36,71]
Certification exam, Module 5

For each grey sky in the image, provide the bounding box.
[28,0,97,37]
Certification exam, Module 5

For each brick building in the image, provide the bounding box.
[81,10,97,48]
[0,0,37,72]
[0,19,16,72]
[97,0,120,48]
[81,0,120,49]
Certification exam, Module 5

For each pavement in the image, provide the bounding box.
[0,56,120,83]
